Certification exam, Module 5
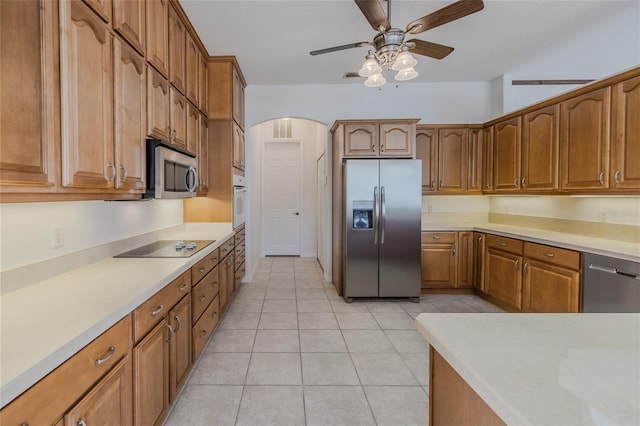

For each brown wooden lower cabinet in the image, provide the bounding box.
[421,231,473,291]
[192,294,220,361]
[484,235,524,311]
[430,348,505,426]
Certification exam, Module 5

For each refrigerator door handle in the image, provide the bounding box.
[380,186,386,244]
[373,186,379,244]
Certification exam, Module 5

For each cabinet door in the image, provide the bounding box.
[522,105,559,191]
[232,123,245,170]
[467,129,483,193]
[0,0,59,191]
[114,37,146,191]
[472,233,485,292]
[226,253,236,302]
[484,248,522,311]
[611,75,640,190]
[198,114,209,192]
[219,254,230,312]
[82,0,111,23]
[421,233,456,289]
[415,128,437,192]
[379,123,414,157]
[64,356,133,426]
[186,102,199,155]
[185,32,199,105]
[493,117,521,192]
[457,232,473,288]
[145,0,169,77]
[134,320,170,426]
[169,295,192,402]
[523,259,580,313]
[232,66,244,128]
[147,66,171,141]
[170,87,187,150]
[168,4,186,94]
[437,128,467,192]
[198,53,208,115]
[344,123,378,157]
[560,88,611,190]
[112,0,145,54]
[60,0,114,189]
[482,126,494,192]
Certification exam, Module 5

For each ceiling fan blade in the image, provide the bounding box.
[406,0,484,34]
[355,0,391,31]
[310,42,370,56]
[408,39,454,59]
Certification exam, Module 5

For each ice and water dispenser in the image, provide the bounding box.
[352,200,374,229]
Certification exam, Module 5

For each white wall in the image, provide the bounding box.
[0,200,183,271]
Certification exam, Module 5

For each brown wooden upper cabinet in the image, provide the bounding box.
[185,32,199,106]
[467,128,483,193]
[492,117,522,192]
[232,123,245,171]
[169,86,188,152]
[186,103,200,156]
[198,52,208,115]
[147,66,171,141]
[342,121,416,158]
[415,128,437,191]
[82,0,112,23]
[168,3,186,95]
[521,104,560,191]
[209,57,246,129]
[437,128,467,192]
[610,74,640,190]
[560,87,611,190]
[112,0,146,55]
[482,126,494,192]
[0,0,60,195]
[146,0,169,78]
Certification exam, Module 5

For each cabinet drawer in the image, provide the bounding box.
[524,242,580,270]
[219,237,235,259]
[235,248,245,267]
[421,232,456,244]
[0,315,132,426]
[133,271,191,341]
[234,228,245,245]
[234,244,244,257]
[485,234,523,255]
[235,262,245,288]
[192,248,219,284]
[192,266,220,323]
[192,295,220,361]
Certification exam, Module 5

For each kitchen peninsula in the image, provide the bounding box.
[416,313,640,425]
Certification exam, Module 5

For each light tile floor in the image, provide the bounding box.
[166,257,503,426]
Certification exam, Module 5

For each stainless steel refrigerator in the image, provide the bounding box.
[343,159,421,302]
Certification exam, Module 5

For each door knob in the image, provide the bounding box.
[293,212,300,215]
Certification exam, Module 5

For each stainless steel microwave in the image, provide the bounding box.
[144,140,197,199]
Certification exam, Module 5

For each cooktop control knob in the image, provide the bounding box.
[186,242,197,250]
[175,242,186,250]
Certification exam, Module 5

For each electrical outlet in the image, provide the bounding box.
[598,209,608,221]
[52,225,64,248]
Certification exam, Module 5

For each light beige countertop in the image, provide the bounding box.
[0,223,234,408]
[421,222,640,262]
[416,313,640,426]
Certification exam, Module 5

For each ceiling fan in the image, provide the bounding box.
[310,0,484,86]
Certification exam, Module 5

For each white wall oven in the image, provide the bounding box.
[233,174,246,229]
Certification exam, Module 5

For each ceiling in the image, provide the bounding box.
[181,0,639,86]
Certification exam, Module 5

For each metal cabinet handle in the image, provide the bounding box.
[173,315,181,333]
[524,262,529,272]
[452,245,456,256]
[431,180,435,189]
[479,236,483,243]
[179,283,188,291]
[589,264,617,274]
[77,419,87,426]
[514,178,519,187]
[545,253,555,258]
[371,142,375,152]
[521,177,527,187]
[500,242,507,247]
[211,310,218,319]
[198,330,207,338]
[432,235,441,240]
[106,163,116,181]
[95,346,116,365]
[614,170,621,183]
[598,171,605,185]
[166,324,173,342]
[439,180,443,188]
[151,305,164,316]
[119,165,127,183]
[199,295,207,302]
[198,267,206,273]
[515,259,520,270]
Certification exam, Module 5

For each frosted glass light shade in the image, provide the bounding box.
[395,67,418,81]
[364,73,386,87]
[391,51,417,71]
[358,57,382,77]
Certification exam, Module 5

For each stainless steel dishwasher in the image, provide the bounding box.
[582,253,640,313]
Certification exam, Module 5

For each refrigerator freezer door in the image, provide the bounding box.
[378,160,422,298]
[344,160,380,298]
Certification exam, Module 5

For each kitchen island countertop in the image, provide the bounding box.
[416,313,640,425]
[0,223,235,408]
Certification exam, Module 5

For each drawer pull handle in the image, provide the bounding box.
[199,330,207,338]
[545,253,555,258]
[199,295,207,302]
[500,242,507,247]
[221,248,227,253]
[173,315,181,332]
[95,346,116,365]
[199,267,206,273]
[179,284,188,291]
[432,236,441,240]
[151,305,164,316]
[77,419,87,426]
[212,311,218,318]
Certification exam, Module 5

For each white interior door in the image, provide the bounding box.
[262,141,302,255]
[316,153,326,271]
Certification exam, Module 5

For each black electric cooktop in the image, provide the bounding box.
[114,240,215,258]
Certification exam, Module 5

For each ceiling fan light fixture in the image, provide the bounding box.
[394,67,418,81]
[364,73,386,87]
[358,54,382,77]
[391,50,417,71]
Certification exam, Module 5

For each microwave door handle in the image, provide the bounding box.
[186,166,197,192]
